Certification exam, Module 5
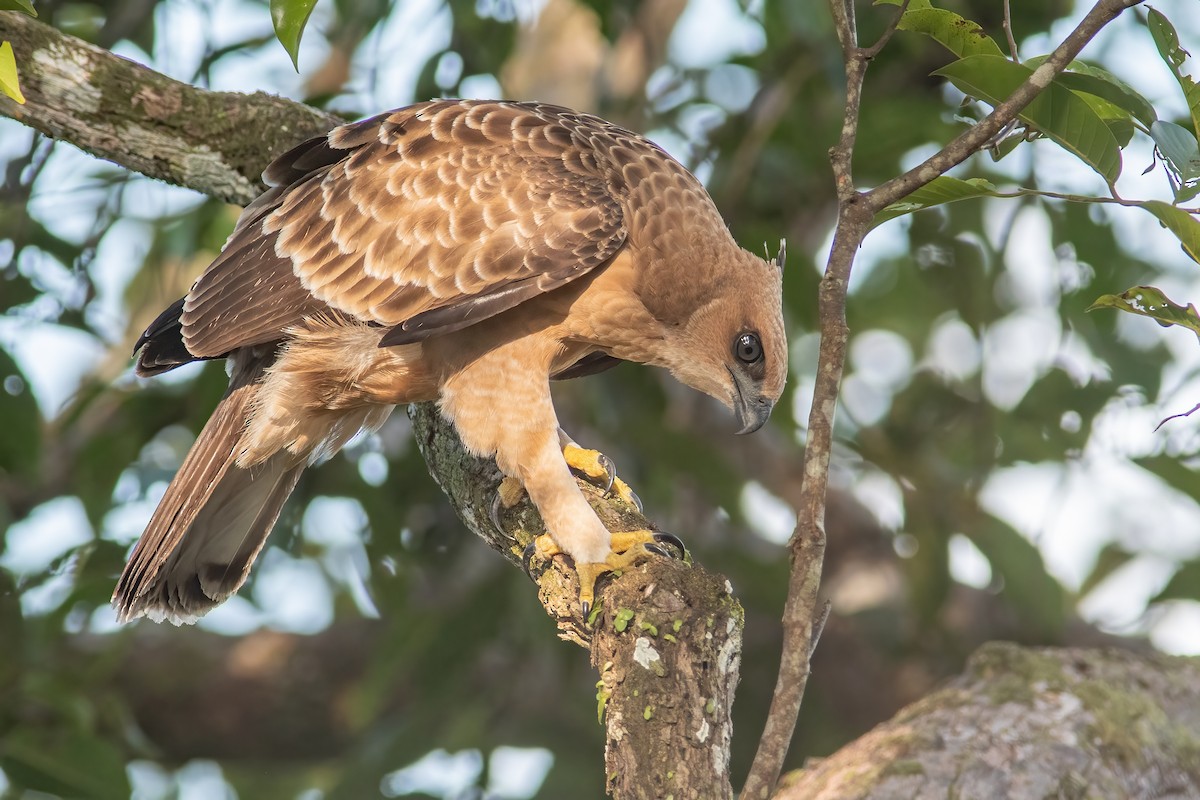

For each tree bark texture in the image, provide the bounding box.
[410,404,743,798]
[0,10,335,206]
[1,15,742,797]
[777,642,1200,799]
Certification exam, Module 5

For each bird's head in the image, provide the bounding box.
[658,243,787,434]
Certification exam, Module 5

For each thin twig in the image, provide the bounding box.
[827,0,856,56]
[1003,0,1020,60]
[868,0,1147,213]
[864,0,911,60]
[739,3,870,795]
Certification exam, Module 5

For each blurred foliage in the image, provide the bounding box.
[3,0,1200,798]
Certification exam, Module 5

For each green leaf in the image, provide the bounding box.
[0,41,24,104]
[0,0,37,15]
[1152,559,1200,604]
[1147,8,1200,141]
[1028,58,1157,129]
[935,54,1123,184]
[1176,180,1200,206]
[1138,200,1200,262]
[1104,116,1135,149]
[270,0,319,70]
[889,6,1005,59]
[1150,120,1200,182]
[0,730,130,800]
[0,349,40,478]
[1089,285,1200,340]
[873,176,999,227]
[1072,91,1135,147]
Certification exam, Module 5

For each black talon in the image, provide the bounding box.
[645,543,671,558]
[597,453,616,495]
[652,532,686,558]
[490,493,506,534]
[628,487,643,513]
[581,601,591,620]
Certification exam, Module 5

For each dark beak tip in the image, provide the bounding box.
[734,398,774,435]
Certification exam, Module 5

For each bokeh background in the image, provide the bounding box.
[2,0,1200,797]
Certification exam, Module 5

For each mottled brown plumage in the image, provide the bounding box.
[115,100,787,624]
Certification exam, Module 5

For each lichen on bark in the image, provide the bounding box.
[777,642,1200,800]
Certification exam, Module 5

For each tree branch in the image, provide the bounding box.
[866,0,1146,213]
[409,404,742,799]
[1,15,742,798]
[0,10,334,205]
[776,642,1200,798]
[739,4,870,793]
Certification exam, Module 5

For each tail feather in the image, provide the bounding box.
[113,352,304,624]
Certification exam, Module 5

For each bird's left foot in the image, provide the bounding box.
[562,442,641,510]
[492,441,643,533]
[522,530,686,617]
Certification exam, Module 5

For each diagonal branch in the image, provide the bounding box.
[0,10,335,206]
[866,0,1146,213]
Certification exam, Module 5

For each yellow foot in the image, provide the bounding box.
[562,443,641,509]
[523,530,686,617]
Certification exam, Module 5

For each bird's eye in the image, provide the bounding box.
[734,333,763,364]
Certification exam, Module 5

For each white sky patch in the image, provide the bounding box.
[668,0,765,68]
[739,481,795,545]
[460,73,505,100]
[0,320,106,418]
[127,759,172,800]
[1000,206,1059,308]
[252,549,335,634]
[949,533,992,589]
[850,469,905,531]
[981,456,1200,603]
[840,373,891,428]
[981,308,1061,410]
[844,330,913,424]
[825,214,909,293]
[196,595,264,636]
[353,0,452,111]
[175,761,236,800]
[487,747,554,798]
[704,64,759,113]
[851,330,914,391]
[358,451,389,486]
[923,314,981,380]
[382,749,484,798]
[303,496,369,547]
[1150,601,1200,656]
[1078,554,1176,630]
[303,496,379,618]
[0,496,92,573]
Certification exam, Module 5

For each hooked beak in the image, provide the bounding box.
[732,373,774,435]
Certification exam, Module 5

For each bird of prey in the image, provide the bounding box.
[113,99,787,624]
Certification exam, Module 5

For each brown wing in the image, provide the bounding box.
[180,101,628,357]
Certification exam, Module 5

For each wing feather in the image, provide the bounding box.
[177,101,664,358]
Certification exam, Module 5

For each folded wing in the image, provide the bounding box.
[179,101,630,358]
